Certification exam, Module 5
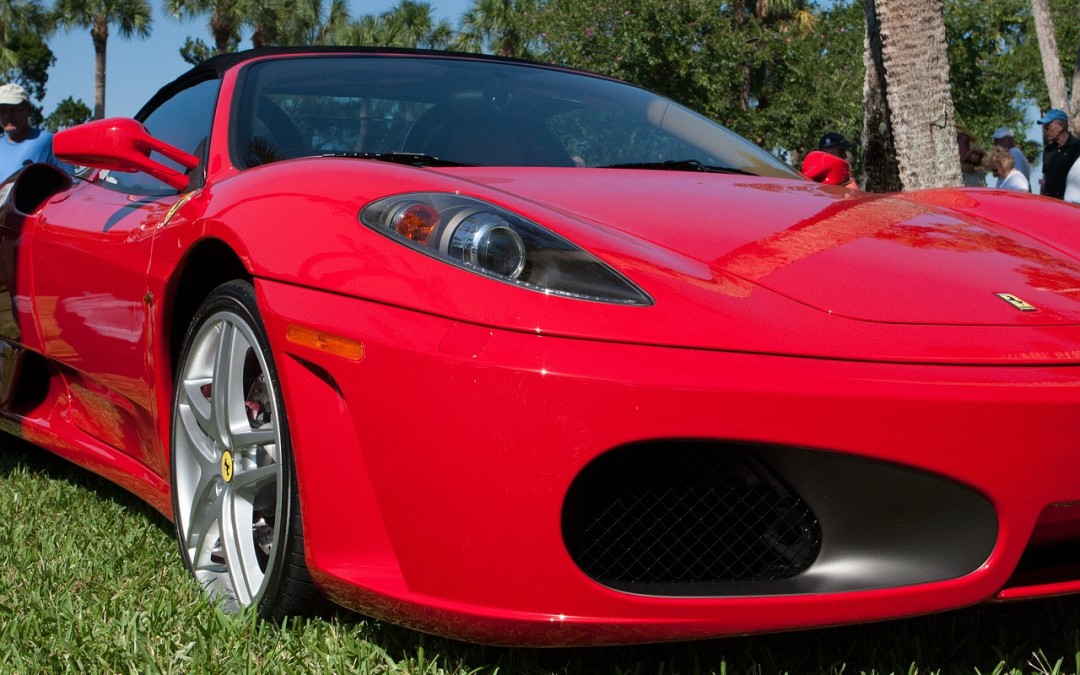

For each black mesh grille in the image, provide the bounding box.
[563,443,821,594]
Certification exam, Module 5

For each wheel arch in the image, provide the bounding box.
[164,238,251,376]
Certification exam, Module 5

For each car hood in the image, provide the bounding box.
[466,170,1080,327]
[213,159,1080,364]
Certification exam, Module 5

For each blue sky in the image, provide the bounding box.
[42,0,475,118]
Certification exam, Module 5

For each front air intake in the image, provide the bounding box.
[562,443,821,595]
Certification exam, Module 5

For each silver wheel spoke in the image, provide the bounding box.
[190,494,224,573]
[233,425,277,452]
[180,375,214,441]
[232,462,278,494]
[212,322,253,451]
[185,467,220,551]
[177,381,217,466]
[219,489,256,606]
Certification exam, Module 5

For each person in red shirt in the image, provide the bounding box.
[801,132,857,188]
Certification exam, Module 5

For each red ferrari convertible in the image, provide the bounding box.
[3,47,1080,645]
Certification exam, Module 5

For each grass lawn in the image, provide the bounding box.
[1,435,1078,674]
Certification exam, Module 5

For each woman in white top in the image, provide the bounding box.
[985,147,1030,192]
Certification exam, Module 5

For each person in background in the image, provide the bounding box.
[1063,156,1080,204]
[984,147,1029,192]
[1037,108,1080,199]
[991,126,1031,181]
[0,83,65,183]
[801,132,857,188]
[957,129,986,187]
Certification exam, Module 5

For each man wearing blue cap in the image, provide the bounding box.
[1037,108,1080,199]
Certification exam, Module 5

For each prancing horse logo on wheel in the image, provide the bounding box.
[221,450,234,482]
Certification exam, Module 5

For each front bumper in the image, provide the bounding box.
[257,278,1080,646]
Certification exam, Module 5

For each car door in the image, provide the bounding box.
[30,78,219,473]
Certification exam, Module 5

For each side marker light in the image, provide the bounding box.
[286,325,365,361]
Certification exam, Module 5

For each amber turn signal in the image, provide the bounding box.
[392,202,441,244]
[286,325,365,361]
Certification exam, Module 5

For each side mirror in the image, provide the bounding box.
[53,118,200,191]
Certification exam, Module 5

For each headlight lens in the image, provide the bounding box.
[361,193,651,305]
[448,210,527,279]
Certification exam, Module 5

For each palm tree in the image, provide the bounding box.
[241,0,280,48]
[386,0,451,49]
[276,0,349,46]
[335,1,450,49]
[54,0,151,119]
[0,0,52,73]
[165,0,242,55]
[454,0,535,58]
[334,14,404,47]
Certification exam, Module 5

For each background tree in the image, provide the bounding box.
[4,30,54,103]
[527,0,863,161]
[335,14,405,46]
[945,0,1035,147]
[455,0,536,57]
[277,0,348,45]
[336,1,451,48]
[166,0,243,55]
[1030,0,1069,115]
[384,0,452,48]
[54,0,152,119]
[1011,0,1080,132]
[179,35,231,64]
[0,0,53,76]
[43,95,91,130]
[862,0,960,190]
[0,0,54,128]
[242,0,281,47]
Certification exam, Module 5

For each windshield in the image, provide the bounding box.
[231,54,799,179]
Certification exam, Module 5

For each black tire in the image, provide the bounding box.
[170,280,325,620]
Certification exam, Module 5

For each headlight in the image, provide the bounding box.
[360,193,652,305]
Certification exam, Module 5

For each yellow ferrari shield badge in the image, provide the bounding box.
[995,293,1037,312]
[221,451,234,482]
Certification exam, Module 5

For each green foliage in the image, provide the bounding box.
[0,0,52,75]
[524,0,1080,170]
[454,0,538,57]
[1024,0,1080,109]
[180,36,217,65]
[53,0,153,39]
[525,0,863,161]
[946,0,1039,156]
[942,0,1080,164]
[4,29,53,103]
[276,0,349,46]
[337,0,453,49]
[43,96,91,131]
[0,0,55,116]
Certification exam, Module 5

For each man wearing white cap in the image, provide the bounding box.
[0,83,65,182]
[991,126,1030,183]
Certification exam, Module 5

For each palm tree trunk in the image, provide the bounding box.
[92,17,108,119]
[861,0,900,192]
[210,14,234,54]
[1031,0,1070,118]
[861,0,960,191]
[1071,38,1080,126]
